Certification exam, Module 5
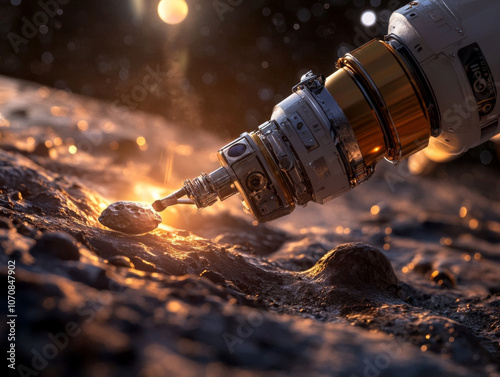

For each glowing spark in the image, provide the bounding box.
[68,145,77,154]
[136,136,146,146]
[50,106,68,117]
[37,87,50,99]
[166,300,187,314]
[77,120,89,131]
[45,140,53,148]
[157,0,189,25]
[459,206,467,218]
[53,137,63,146]
[440,237,452,246]
[361,10,377,27]
[370,205,380,215]
[469,218,479,229]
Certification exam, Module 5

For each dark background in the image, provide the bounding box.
[0,0,399,138]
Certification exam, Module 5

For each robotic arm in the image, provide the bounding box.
[153,0,500,222]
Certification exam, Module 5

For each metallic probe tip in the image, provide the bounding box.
[152,197,177,212]
[152,200,166,212]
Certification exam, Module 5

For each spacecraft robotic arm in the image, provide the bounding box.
[153,0,500,222]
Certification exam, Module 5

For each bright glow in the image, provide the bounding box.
[175,144,193,156]
[133,183,164,203]
[136,136,146,146]
[68,145,77,154]
[157,0,188,25]
[469,218,479,229]
[77,120,89,131]
[0,112,10,128]
[361,10,377,27]
[50,106,68,117]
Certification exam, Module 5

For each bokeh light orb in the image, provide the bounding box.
[157,0,188,25]
[361,10,377,27]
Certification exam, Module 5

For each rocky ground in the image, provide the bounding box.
[1,75,499,377]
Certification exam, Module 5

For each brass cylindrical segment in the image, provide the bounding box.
[325,39,431,165]
[325,68,387,166]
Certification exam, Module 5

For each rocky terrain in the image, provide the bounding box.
[1,75,499,377]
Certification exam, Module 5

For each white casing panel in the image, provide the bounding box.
[389,0,500,161]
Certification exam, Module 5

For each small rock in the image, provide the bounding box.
[107,255,135,269]
[11,191,23,201]
[16,221,40,237]
[98,201,162,234]
[67,264,111,290]
[200,270,226,285]
[304,243,399,293]
[30,231,81,261]
[129,256,158,272]
[407,253,433,274]
[430,269,456,289]
[0,217,14,229]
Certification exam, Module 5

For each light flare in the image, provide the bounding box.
[157,0,188,25]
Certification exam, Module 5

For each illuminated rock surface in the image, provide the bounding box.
[1,76,499,376]
[98,201,162,234]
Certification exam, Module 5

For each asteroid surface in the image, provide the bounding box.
[99,201,162,234]
[1,76,499,377]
